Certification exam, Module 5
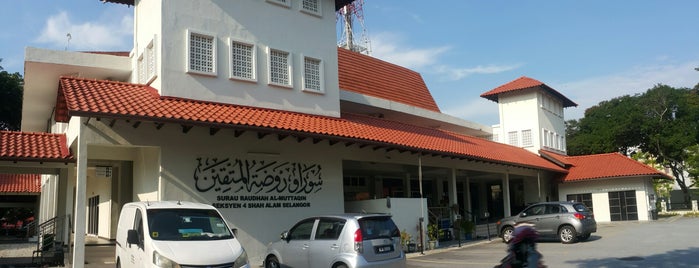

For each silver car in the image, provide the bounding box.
[264,213,406,268]
[496,201,597,244]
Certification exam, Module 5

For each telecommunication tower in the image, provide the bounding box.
[337,0,371,55]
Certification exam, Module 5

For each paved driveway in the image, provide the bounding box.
[408,216,699,268]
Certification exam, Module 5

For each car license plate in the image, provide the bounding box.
[375,245,394,254]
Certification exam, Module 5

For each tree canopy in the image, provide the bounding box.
[566,83,699,205]
[0,59,23,131]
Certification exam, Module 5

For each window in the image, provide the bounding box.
[137,54,146,84]
[302,56,323,92]
[567,193,593,212]
[288,219,315,240]
[268,48,292,87]
[229,39,256,82]
[314,218,345,240]
[146,40,156,82]
[492,133,499,143]
[267,0,291,8]
[137,38,157,84]
[507,131,518,146]
[301,0,322,16]
[521,129,532,147]
[187,30,216,76]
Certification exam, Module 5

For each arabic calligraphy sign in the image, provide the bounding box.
[193,157,323,209]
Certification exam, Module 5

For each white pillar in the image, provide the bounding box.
[72,117,88,268]
[502,173,511,217]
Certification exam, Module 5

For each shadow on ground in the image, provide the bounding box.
[565,247,699,267]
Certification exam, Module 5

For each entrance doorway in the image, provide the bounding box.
[87,195,99,235]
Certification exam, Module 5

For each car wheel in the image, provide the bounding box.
[559,225,578,244]
[579,233,591,241]
[265,255,281,268]
[116,259,120,268]
[501,226,515,243]
[334,264,348,268]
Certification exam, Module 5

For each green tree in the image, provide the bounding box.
[0,58,23,131]
[567,84,699,206]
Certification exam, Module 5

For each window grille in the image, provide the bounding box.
[188,32,216,75]
[269,49,291,86]
[267,0,290,8]
[230,41,255,81]
[303,57,322,91]
[301,0,321,15]
[508,131,519,146]
[146,40,156,82]
[522,129,532,147]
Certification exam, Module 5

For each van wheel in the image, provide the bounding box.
[334,264,348,268]
[265,256,280,268]
[559,225,578,244]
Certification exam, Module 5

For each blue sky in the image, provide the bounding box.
[2,1,698,126]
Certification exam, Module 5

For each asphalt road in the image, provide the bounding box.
[408,216,699,268]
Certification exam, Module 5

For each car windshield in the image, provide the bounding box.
[358,216,400,240]
[147,209,233,241]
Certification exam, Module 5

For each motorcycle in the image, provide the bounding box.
[494,224,547,268]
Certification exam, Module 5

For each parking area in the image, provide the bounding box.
[408,216,699,267]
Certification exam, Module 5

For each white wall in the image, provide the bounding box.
[558,176,655,222]
[85,168,112,238]
[134,0,341,118]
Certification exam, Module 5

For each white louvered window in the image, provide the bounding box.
[267,0,291,8]
[137,54,146,84]
[303,56,323,92]
[301,0,321,16]
[522,129,532,147]
[508,131,519,146]
[145,39,157,83]
[230,40,256,81]
[268,48,292,87]
[187,30,216,76]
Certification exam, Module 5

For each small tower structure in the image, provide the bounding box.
[337,0,371,55]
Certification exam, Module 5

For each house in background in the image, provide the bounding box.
[0,0,672,267]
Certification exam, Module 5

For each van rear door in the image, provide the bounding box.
[357,216,402,262]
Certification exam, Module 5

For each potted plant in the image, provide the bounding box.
[400,229,413,253]
[427,223,439,249]
[459,220,475,240]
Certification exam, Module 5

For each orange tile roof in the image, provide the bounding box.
[54,76,566,172]
[0,131,73,162]
[0,174,41,193]
[481,76,577,107]
[540,151,672,182]
[338,48,441,112]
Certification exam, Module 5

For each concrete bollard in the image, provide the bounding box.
[692,200,698,212]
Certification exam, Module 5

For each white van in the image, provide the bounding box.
[115,201,250,268]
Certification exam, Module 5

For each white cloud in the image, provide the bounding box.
[35,11,133,51]
[434,63,524,81]
[370,32,450,69]
[555,61,699,121]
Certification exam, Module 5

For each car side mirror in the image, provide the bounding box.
[127,229,140,245]
[280,231,289,242]
[231,228,238,237]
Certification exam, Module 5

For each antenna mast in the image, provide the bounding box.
[337,0,371,55]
